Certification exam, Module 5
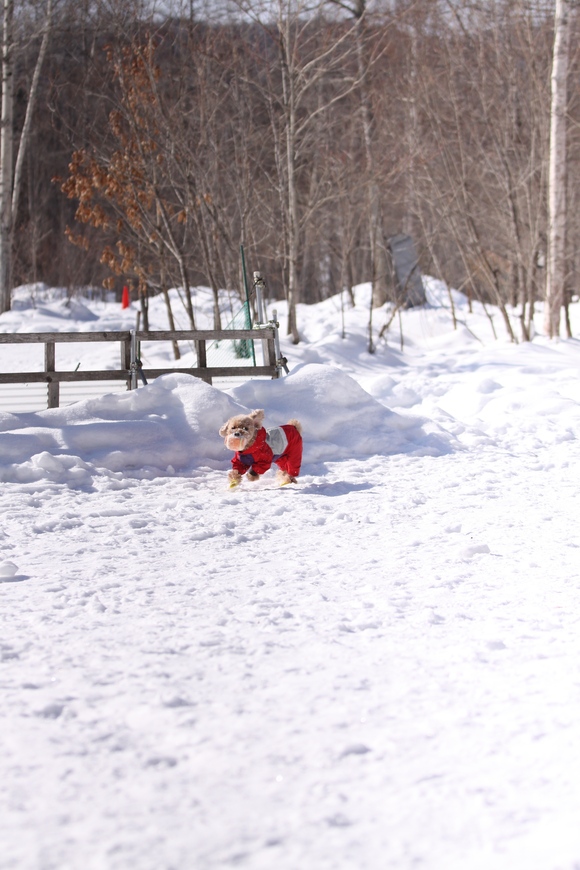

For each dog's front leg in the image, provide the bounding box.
[228,469,242,488]
[247,469,260,482]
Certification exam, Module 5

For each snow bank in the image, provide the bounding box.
[229,363,453,460]
[0,367,453,486]
[0,375,233,484]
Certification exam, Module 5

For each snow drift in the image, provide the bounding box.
[0,365,454,485]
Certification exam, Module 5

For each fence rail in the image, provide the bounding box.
[0,326,282,409]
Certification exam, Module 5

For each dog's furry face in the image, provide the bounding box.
[219,409,265,452]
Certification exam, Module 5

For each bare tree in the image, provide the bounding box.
[1,0,53,313]
[545,0,571,337]
[0,0,14,313]
[230,0,362,341]
[60,39,200,328]
[414,0,551,341]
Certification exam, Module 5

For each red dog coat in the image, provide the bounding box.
[231,424,302,478]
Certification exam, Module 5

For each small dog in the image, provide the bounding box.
[219,409,303,487]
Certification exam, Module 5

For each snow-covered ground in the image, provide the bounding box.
[1,281,580,870]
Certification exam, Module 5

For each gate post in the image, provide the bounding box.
[122,336,132,389]
[129,329,140,390]
[270,311,288,377]
[195,339,211,384]
[45,341,59,408]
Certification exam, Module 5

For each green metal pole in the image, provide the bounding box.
[240,244,256,365]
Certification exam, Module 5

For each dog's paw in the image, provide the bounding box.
[277,471,297,486]
[247,469,260,482]
[228,470,242,488]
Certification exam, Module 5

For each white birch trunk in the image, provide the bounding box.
[0,0,14,314]
[403,24,418,240]
[284,62,299,343]
[354,12,387,316]
[12,0,53,222]
[545,0,570,338]
[279,1,300,343]
[1,0,52,314]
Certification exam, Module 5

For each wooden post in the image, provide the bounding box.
[270,314,287,377]
[45,340,59,407]
[195,339,211,384]
[122,337,131,389]
[129,329,138,390]
[266,334,278,376]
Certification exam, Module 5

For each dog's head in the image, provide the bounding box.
[219,409,265,452]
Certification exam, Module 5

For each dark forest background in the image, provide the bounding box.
[5,0,577,339]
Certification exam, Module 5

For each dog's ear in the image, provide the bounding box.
[219,422,230,437]
[250,409,265,427]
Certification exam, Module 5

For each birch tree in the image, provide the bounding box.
[0,0,52,313]
[0,0,14,313]
[232,0,360,342]
[544,0,571,338]
[276,4,360,341]
[346,0,388,309]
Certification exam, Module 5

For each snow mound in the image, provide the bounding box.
[229,363,454,460]
[0,375,241,484]
[0,367,453,485]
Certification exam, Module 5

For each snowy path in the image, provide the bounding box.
[3,439,580,869]
[3,284,580,869]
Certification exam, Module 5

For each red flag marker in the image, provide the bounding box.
[121,286,130,308]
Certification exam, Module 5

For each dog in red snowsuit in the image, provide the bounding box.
[219,409,302,487]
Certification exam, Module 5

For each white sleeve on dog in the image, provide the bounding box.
[265,426,288,457]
